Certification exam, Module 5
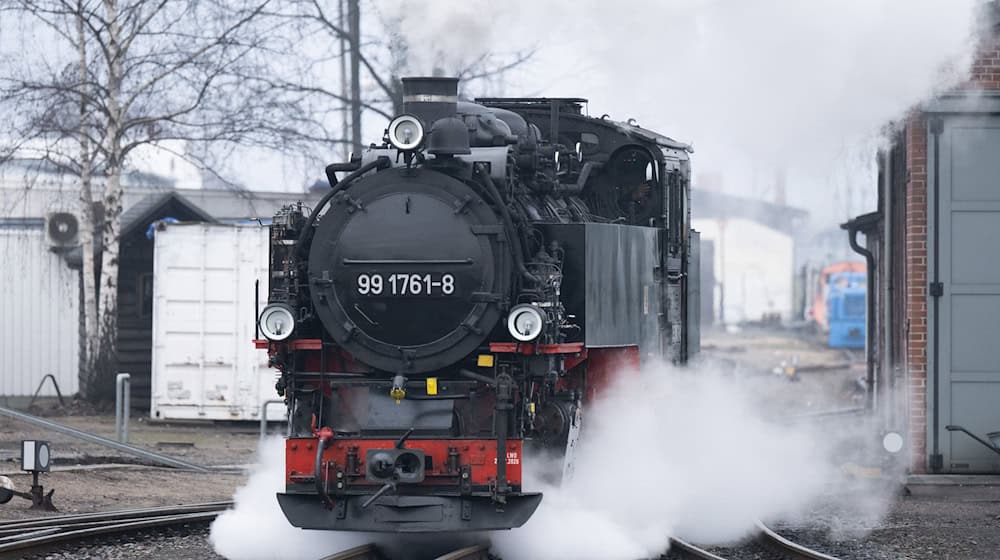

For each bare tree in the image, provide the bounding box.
[0,0,532,400]
[1,0,332,399]
[266,0,536,155]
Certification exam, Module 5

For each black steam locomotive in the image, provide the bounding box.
[256,77,700,533]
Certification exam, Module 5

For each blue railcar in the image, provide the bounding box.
[827,271,866,348]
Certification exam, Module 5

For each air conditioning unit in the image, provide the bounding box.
[46,212,79,248]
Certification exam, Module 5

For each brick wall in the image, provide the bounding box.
[905,25,1000,473]
[962,33,1000,89]
[904,111,927,473]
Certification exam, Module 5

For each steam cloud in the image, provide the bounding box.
[210,439,485,559]
[212,3,975,557]
[381,0,981,221]
[209,438,375,560]
[213,362,893,560]
[490,362,856,560]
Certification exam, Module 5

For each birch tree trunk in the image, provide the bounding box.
[76,0,99,400]
[4,0,343,399]
[95,0,125,400]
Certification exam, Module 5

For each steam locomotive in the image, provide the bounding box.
[256,77,700,533]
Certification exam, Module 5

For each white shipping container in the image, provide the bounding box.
[151,223,285,421]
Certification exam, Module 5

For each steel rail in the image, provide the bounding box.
[667,537,728,559]
[0,501,233,534]
[0,502,232,555]
[755,521,842,560]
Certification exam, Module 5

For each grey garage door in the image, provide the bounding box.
[931,114,1000,473]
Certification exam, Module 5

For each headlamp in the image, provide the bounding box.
[507,304,545,342]
[387,114,424,151]
[259,303,296,341]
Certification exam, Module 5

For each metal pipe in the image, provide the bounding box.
[945,425,1000,456]
[254,279,260,340]
[846,227,876,411]
[929,117,944,472]
[259,399,286,443]
[297,157,389,258]
[0,405,208,472]
[881,149,895,418]
[324,160,362,189]
[493,375,512,500]
[115,373,130,443]
[315,437,334,508]
[474,163,539,285]
[459,369,497,386]
[124,379,129,443]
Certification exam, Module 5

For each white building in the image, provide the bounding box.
[693,217,795,323]
[0,160,322,406]
[691,189,808,325]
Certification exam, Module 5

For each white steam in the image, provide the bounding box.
[491,362,854,560]
[209,438,375,560]
[380,0,981,221]
[213,364,891,560]
[210,439,487,559]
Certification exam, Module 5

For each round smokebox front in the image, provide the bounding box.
[309,167,509,373]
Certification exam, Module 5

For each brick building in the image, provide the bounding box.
[858,5,1000,473]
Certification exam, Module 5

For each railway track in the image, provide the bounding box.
[664,522,841,560]
[664,537,727,559]
[753,521,841,560]
[0,501,232,557]
[324,526,839,560]
[0,504,830,560]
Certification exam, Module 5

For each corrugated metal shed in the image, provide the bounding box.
[0,221,79,396]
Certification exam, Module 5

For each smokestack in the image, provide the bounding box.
[402,77,459,125]
[774,168,787,205]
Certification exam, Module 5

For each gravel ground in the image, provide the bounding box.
[15,522,225,560]
[764,482,1000,560]
[0,467,246,521]
[699,326,866,415]
[0,402,254,520]
[701,539,792,560]
[0,409,263,468]
[4,328,998,560]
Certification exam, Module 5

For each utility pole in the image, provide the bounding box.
[348,0,362,156]
[338,0,349,161]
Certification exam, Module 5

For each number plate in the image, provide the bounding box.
[356,273,456,296]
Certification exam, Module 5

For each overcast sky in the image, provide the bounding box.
[235,0,981,232]
[2,0,984,232]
